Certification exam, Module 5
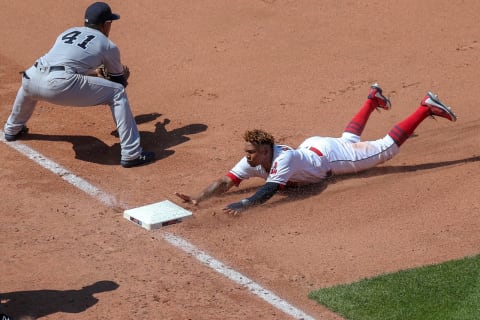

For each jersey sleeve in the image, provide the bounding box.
[102,42,124,76]
[228,156,266,186]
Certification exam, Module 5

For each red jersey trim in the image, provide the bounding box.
[226,172,242,186]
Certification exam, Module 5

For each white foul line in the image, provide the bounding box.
[160,232,315,320]
[1,132,316,320]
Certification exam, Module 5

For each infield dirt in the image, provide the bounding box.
[1,1,479,319]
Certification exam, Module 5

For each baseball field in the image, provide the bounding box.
[1,1,479,319]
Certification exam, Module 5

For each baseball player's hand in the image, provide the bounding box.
[95,68,104,78]
[174,192,199,205]
[94,65,109,78]
[223,201,246,216]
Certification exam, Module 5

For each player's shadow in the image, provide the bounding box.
[337,154,480,180]
[112,114,208,152]
[234,154,480,209]
[218,182,329,210]
[0,280,118,319]
[20,113,208,165]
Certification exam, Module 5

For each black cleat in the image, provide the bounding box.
[4,125,29,141]
[120,151,156,168]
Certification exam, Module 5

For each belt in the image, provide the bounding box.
[309,147,323,157]
[34,62,65,72]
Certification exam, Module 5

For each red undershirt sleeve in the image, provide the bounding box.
[226,172,242,186]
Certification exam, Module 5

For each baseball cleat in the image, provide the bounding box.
[121,151,156,168]
[4,125,29,141]
[368,83,391,111]
[421,92,457,122]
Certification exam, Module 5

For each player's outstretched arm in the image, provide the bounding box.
[223,182,280,215]
[175,176,235,205]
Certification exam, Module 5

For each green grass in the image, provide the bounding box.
[308,255,480,320]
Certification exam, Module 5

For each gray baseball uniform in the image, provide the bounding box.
[4,26,142,161]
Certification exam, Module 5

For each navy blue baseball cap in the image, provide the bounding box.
[85,2,120,25]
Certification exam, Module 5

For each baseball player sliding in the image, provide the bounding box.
[3,2,155,168]
[176,84,457,215]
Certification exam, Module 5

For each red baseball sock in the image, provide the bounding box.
[344,99,377,136]
[388,106,430,146]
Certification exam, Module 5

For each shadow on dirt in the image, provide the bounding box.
[234,154,480,209]
[339,154,480,179]
[0,280,118,319]
[18,112,208,166]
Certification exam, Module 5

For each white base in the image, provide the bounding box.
[123,200,192,230]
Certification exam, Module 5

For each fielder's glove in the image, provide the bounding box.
[123,65,130,81]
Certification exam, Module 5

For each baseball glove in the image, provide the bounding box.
[123,65,130,81]
[95,64,130,87]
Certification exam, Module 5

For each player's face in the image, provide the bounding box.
[244,142,269,167]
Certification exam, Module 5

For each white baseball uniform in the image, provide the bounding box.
[228,132,399,186]
[4,26,141,161]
